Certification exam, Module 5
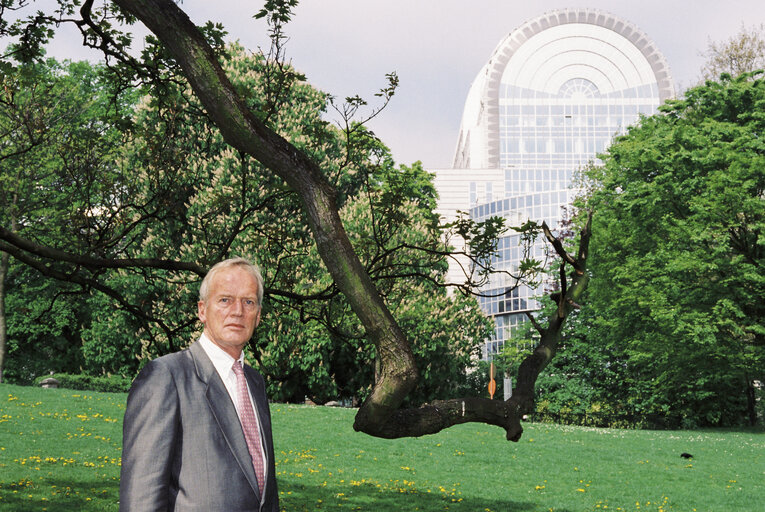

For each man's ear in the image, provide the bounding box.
[197,300,207,324]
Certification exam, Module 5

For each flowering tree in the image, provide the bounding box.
[0,0,591,441]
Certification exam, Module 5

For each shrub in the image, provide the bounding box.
[34,373,132,393]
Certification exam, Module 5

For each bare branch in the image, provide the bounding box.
[524,311,546,337]
[542,221,577,268]
[557,263,567,318]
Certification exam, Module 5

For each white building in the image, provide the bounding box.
[432,9,675,358]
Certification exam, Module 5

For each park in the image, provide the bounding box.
[1,1,764,510]
[1,383,764,511]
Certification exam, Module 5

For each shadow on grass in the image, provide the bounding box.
[279,481,550,511]
[0,476,119,512]
[0,477,575,512]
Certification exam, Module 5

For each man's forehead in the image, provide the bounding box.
[210,267,259,293]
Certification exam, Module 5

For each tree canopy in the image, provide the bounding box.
[576,72,765,427]
[0,0,592,441]
[0,44,494,403]
[0,56,133,381]
[700,23,765,82]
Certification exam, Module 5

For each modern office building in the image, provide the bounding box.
[432,9,675,358]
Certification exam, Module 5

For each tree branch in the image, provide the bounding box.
[351,397,523,441]
[0,239,174,346]
[524,311,546,337]
[111,0,419,436]
[542,221,578,270]
[0,226,206,276]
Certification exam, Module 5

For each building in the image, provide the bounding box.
[432,9,675,358]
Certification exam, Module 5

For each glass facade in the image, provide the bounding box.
[479,78,662,358]
[500,81,661,170]
[445,10,675,359]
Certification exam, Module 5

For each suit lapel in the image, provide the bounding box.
[189,342,261,498]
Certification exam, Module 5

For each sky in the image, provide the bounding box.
[37,0,765,169]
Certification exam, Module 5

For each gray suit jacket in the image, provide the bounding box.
[119,341,279,511]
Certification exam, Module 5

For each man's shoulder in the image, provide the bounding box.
[134,346,197,383]
[128,345,199,394]
[145,346,193,369]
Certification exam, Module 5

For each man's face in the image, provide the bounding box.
[197,266,261,359]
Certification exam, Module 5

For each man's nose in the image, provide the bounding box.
[231,300,244,315]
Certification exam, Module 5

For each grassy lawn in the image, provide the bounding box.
[1,383,763,511]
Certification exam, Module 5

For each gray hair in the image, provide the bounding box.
[198,257,264,305]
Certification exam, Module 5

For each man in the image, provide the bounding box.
[120,258,279,511]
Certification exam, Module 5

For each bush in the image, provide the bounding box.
[34,373,132,393]
[531,398,689,430]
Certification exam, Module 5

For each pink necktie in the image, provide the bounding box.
[232,360,265,494]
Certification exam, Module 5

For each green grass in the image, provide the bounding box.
[0,383,123,511]
[1,383,763,511]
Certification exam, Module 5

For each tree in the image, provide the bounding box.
[0,0,592,441]
[2,264,88,382]
[583,72,765,427]
[0,57,132,382]
[700,23,765,82]
[0,42,491,401]
[256,157,496,405]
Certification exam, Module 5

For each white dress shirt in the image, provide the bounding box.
[198,333,267,475]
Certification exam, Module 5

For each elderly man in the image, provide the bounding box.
[120,258,279,511]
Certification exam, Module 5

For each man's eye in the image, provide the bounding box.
[220,297,230,303]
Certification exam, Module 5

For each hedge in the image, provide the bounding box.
[34,373,133,393]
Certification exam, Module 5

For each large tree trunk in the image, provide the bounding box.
[0,184,18,384]
[747,378,757,426]
[0,249,9,383]
[350,216,592,441]
[112,0,418,430]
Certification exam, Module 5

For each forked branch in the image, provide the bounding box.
[354,211,593,441]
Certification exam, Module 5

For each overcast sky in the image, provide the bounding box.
[42,0,765,169]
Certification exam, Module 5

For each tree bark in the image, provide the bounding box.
[0,249,9,383]
[747,378,757,426]
[0,184,18,383]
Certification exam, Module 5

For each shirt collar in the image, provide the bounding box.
[198,332,244,378]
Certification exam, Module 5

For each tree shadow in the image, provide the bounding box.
[0,476,120,512]
[279,481,545,511]
[0,476,574,511]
